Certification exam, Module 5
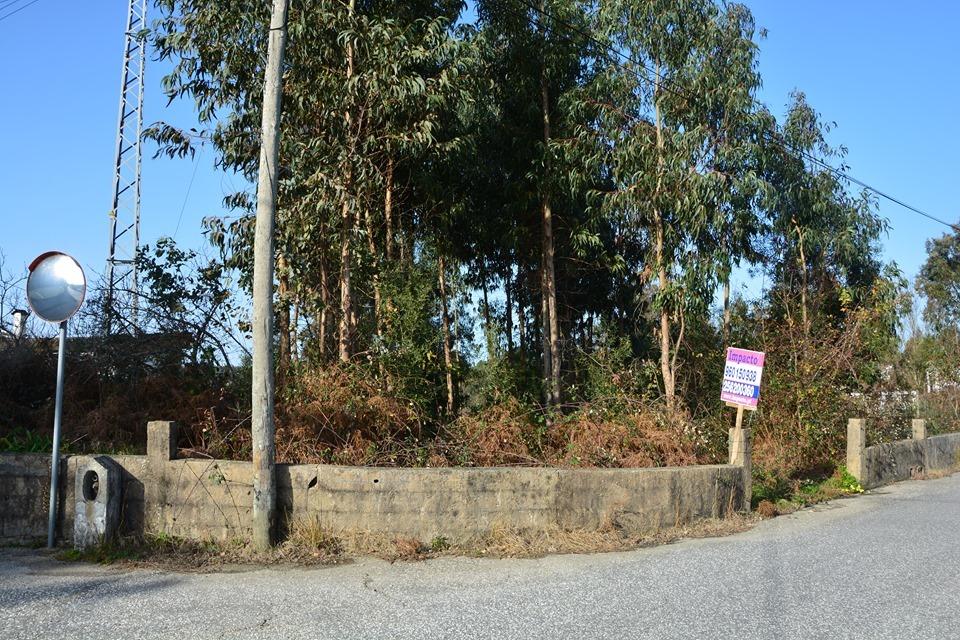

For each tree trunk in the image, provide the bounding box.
[399,225,407,265]
[795,222,809,336]
[540,263,552,405]
[318,248,330,360]
[250,0,289,550]
[722,277,731,343]
[277,253,291,371]
[504,265,514,356]
[653,65,675,412]
[290,298,299,363]
[338,203,353,362]
[481,263,496,360]
[337,0,356,363]
[438,255,456,415]
[539,31,561,407]
[451,265,461,356]
[384,157,395,262]
[365,206,386,388]
[518,276,527,354]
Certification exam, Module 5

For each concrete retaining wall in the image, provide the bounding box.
[0,454,50,544]
[1,421,749,545]
[847,418,960,489]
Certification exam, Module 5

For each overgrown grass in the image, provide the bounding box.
[56,511,759,569]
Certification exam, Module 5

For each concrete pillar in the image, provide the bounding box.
[847,418,866,482]
[146,421,177,535]
[147,421,178,470]
[728,427,752,512]
[73,456,121,549]
[912,419,927,440]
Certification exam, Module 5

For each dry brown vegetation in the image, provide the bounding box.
[1,342,712,469]
[59,510,760,571]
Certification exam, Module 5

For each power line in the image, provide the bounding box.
[795,153,960,232]
[0,0,29,13]
[0,0,25,13]
[504,0,959,233]
[173,149,203,241]
[0,0,41,23]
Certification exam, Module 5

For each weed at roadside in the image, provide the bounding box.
[752,464,865,518]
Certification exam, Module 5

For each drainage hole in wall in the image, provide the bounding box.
[307,476,318,489]
[82,470,100,501]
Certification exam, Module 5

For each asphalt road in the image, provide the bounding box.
[2,473,959,640]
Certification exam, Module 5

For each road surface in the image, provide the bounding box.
[2,473,958,639]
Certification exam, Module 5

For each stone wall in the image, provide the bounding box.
[847,418,960,489]
[1,420,749,545]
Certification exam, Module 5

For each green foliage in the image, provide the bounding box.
[134,238,248,370]
[751,469,793,506]
[567,328,660,406]
[462,356,542,412]
[753,464,862,510]
[429,535,450,552]
[0,428,56,453]
[375,257,452,419]
[917,229,960,330]
[835,465,864,494]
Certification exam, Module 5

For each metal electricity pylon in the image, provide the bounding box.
[104,0,147,334]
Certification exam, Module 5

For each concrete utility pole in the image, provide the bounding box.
[251,0,290,550]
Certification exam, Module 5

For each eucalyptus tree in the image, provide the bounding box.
[565,0,766,410]
[917,228,960,331]
[911,228,960,389]
[697,4,768,340]
[151,0,469,372]
[760,92,887,335]
[473,0,593,408]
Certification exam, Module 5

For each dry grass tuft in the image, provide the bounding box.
[392,537,428,561]
[458,513,758,559]
[755,500,777,519]
[284,514,344,556]
[910,467,958,482]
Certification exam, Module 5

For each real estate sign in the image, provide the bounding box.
[721,347,765,409]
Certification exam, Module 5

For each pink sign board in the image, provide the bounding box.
[721,347,765,409]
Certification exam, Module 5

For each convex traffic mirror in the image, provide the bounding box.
[26,252,86,324]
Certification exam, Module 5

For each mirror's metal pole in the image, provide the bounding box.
[46,320,68,548]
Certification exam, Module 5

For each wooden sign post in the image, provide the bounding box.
[722,347,765,511]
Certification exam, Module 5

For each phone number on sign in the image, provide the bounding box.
[721,379,758,398]
[724,365,759,383]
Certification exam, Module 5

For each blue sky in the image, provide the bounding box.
[1,1,957,315]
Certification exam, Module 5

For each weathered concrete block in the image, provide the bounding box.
[847,419,866,482]
[73,457,122,549]
[147,421,178,470]
[912,419,927,441]
[924,434,960,470]
[727,427,752,512]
